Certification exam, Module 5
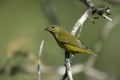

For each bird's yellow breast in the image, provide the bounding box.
[53,33,65,48]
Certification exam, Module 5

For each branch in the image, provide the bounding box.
[72,0,112,38]
[62,0,113,80]
[38,40,45,80]
[62,2,94,79]
[71,9,92,36]
[78,16,119,79]
[58,16,120,80]
[80,0,112,21]
[62,6,92,80]
[61,51,73,80]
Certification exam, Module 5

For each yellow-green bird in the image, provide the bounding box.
[45,25,96,56]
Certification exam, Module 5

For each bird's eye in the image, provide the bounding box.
[52,26,54,29]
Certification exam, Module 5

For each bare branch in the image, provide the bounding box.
[66,59,73,80]
[38,40,45,80]
[62,8,92,80]
[102,14,112,21]
[71,9,92,36]
[62,51,73,80]
[62,0,113,80]
[39,40,45,57]
[80,0,112,21]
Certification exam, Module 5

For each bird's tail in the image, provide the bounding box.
[86,49,97,57]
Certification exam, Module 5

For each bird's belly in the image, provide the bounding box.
[64,44,85,53]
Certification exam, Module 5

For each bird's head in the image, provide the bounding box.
[45,25,60,34]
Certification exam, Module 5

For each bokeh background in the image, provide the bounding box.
[0,0,120,80]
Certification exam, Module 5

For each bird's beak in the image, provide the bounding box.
[45,27,48,31]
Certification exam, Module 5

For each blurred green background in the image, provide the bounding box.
[0,0,120,80]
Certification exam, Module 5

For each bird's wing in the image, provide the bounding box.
[58,34,88,50]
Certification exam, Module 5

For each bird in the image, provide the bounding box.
[45,25,96,56]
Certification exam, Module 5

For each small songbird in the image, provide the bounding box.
[45,25,96,56]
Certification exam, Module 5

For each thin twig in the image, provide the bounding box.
[38,40,45,80]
